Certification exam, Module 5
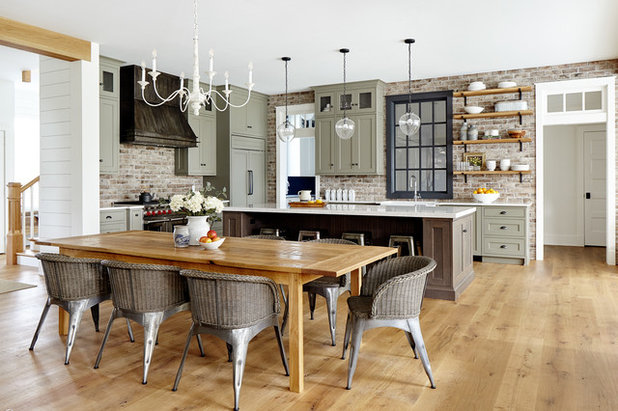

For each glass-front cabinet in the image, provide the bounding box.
[335,87,377,115]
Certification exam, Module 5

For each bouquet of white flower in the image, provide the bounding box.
[169,188,226,222]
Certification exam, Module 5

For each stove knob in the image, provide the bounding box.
[167,209,172,214]
[157,210,163,215]
[145,211,151,216]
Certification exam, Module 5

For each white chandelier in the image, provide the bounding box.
[138,0,254,115]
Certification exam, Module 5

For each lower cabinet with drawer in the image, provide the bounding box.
[479,205,529,265]
[100,208,143,234]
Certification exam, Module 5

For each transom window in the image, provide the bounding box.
[386,91,453,199]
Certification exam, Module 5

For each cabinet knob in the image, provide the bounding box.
[247,125,253,129]
[500,244,507,249]
[200,163,206,166]
[462,229,468,233]
[500,226,507,230]
[99,159,103,162]
[499,210,507,215]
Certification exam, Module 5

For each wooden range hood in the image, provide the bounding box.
[119,65,197,148]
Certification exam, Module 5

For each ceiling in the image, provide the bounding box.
[1,0,617,94]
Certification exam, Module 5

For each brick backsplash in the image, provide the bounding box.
[99,144,202,207]
[267,59,618,261]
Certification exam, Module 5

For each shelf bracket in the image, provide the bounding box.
[519,172,524,183]
[518,88,523,100]
[464,144,468,153]
[519,140,523,151]
[518,112,523,125]
[464,95,468,106]
[464,174,468,183]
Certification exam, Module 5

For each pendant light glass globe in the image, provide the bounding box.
[399,111,421,136]
[277,120,295,143]
[335,116,355,140]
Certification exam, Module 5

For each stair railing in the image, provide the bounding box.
[6,176,39,265]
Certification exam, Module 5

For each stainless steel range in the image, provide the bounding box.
[114,200,187,232]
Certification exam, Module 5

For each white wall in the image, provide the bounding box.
[39,43,100,239]
[544,125,584,245]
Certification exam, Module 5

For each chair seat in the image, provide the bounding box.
[347,296,373,319]
[304,276,341,290]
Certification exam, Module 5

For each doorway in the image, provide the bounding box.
[543,123,606,247]
[0,130,5,253]
[535,76,615,264]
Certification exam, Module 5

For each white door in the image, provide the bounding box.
[583,129,606,246]
[0,131,5,253]
[230,149,249,207]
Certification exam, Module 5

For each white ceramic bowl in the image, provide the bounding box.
[511,164,530,171]
[464,106,484,114]
[199,237,225,250]
[468,82,486,91]
[498,81,517,89]
[473,193,500,204]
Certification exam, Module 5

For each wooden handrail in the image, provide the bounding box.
[6,176,40,265]
[20,176,40,193]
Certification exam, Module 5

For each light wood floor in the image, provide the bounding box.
[0,246,616,410]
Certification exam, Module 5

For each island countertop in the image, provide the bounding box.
[223,203,476,219]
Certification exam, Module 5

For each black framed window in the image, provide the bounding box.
[386,91,453,199]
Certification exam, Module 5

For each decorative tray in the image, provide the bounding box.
[288,201,327,208]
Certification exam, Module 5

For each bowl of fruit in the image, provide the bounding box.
[198,230,225,250]
[472,187,500,203]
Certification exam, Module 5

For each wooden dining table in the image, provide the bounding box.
[37,231,397,393]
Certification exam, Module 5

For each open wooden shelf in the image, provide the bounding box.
[453,86,533,98]
[453,110,533,120]
[454,170,531,183]
[453,137,532,152]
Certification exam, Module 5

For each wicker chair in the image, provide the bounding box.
[302,238,358,346]
[341,256,437,390]
[95,261,204,384]
[29,253,134,365]
[173,270,289,411]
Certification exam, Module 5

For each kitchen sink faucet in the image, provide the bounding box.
[409,175,421,204]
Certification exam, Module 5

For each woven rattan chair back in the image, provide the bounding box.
[180,270,280,329]
[37,253,109,300]
[101,260,187,312]
[244,234,286,241]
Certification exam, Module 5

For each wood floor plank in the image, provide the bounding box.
[0,246,616,410]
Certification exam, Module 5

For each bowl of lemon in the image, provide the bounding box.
[472,187,500,203]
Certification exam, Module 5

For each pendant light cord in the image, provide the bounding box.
[407,41,412,110]
[285,59,289,123]
[343,51,347,117]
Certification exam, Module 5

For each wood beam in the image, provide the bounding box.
[0,17,91,62]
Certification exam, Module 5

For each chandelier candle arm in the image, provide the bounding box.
[139,0,254,115]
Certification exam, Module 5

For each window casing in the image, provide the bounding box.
[386,91,453,199]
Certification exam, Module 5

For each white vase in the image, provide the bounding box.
[186,216,210,246]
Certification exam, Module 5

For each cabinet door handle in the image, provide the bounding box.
[500,226,507,230]
[106,216,112,219]
[499,210,507,215]
[200,163,206,166]
[247,125,253,129]
[99,159,103,162]
[500,245,507,249]
[462,229,468,233]
[248,170,254,196]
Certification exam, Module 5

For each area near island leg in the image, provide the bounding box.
[288,274,304,393]
[350,267,362,296]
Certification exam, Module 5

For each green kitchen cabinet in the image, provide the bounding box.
[315,117,336,174]
[175,111,217,176]
[99,56,122,174]
[227,86,268,138]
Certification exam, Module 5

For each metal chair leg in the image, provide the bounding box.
[341,312,351,359]
[273,326,289,376]
[64,300,88,365]
[346,317,364,390]
[172,323,196,391]
[404,331,418,359]
[324,289,338,346]
[196,335,205,357]
[231,340,249,411]
[90,304,100,332]
[126,319,135,342]
[280,284,289,335]
[308,293,317,320]
[226,342,233,362]
[408,318,435,388]
[94,308,117,369]
[142,312,163,384]
[29,298,52,351]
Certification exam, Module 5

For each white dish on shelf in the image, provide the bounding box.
[468,82,486,91]
[198,237,225,250]
[495,100,528,112]
[498,81,517,89]
[473,193,500,204]
[511,164,530,171]
[464,106,484,114]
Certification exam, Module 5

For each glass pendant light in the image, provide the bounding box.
[399,39,421,136]
[277,57,295,143]
[335,48,355,140]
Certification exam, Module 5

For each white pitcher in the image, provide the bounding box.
[298,190,312,201]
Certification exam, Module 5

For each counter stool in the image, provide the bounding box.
[389,235,416,257]
[298,230,320,241]
[342,232,365,246]
[259,228,280,236]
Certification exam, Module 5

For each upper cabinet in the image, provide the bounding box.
[226,86,268,138]
[99,56,123,174]
[313,80,385,175]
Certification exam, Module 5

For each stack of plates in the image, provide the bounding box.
[511,164,530,171]
[498,81,517,89]
[468,81,486,91]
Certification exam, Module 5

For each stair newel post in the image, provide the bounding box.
[6,182,24,265]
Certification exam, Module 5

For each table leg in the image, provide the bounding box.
[288,275,304,393]
[351,267,362,296]
[58,308,69,335]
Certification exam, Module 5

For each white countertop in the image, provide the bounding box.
[224,203,476,219]
[100,205,144,211]
[382,199,532,207]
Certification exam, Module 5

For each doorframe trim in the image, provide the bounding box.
[535,76,616,264]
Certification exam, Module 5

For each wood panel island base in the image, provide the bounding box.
[223,204,476,301]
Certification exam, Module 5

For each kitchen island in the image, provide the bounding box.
[223,203,476,300]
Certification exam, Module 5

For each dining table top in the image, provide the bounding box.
[37,231,397,278]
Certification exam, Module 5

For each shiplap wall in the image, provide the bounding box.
[39,45,100,239]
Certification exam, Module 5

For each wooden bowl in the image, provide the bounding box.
[507,130,526,138]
